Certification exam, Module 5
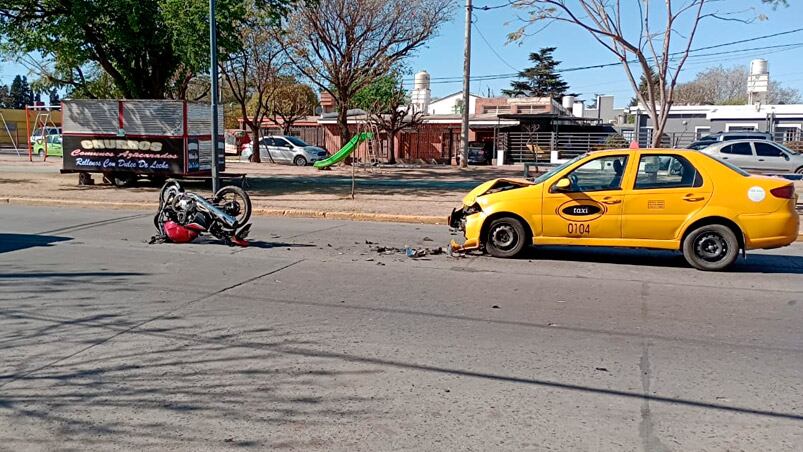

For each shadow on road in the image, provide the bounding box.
[0,308,378,449]
[0,233,71,254]
[1,305,799,452]
[521,246,803,274]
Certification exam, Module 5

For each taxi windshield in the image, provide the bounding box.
[531,154,585,184]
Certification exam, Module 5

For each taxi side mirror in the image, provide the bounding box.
[554,178,571,192]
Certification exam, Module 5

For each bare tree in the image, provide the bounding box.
[675,65,802,105]
[510,0,787,146]
[268,76,318,134]
[279,0,453,145]
[355,77,425,164]
[219,10,286,163]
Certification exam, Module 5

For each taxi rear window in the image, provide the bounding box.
[700,153,749,177]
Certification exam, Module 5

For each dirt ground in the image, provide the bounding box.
[2,155,801,223]
[0,156,527,219]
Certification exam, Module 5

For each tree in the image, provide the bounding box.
[0,84,12,108]
[353,73,424,164]
[502,47,572,98]
[279,0,452,145]
[629,68,659,107]
[510,0,789,147]
[268,77,318,134]
[0,0,292,99]
[9,75,32,108]
[674,65,802,105]
[219,10,286,163]
[452,98,465,115]
[48,90,60,106]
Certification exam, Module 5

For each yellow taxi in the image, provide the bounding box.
[448,149,799,270]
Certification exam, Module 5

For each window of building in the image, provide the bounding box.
[517,104,544,114]
[634,155,702,189]
[694,127,711,140]
[482,105,511,115]
[720,142,753,155]
[725,123,758,132]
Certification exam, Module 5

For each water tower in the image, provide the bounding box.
[411,70,431,114]
[747,59,769,105]
[561,95,576,114]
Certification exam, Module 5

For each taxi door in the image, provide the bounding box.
[622,153,713,241]
[541,154,630,240]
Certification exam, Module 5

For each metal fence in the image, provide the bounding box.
[498,129,803,163]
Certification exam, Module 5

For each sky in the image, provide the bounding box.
[403,0,803,105]
[2,0,802,108]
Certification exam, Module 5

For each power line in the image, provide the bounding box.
[472,18,520,72]
[402,40,803,86]
[472,1,514,11]
[403,27,803,84]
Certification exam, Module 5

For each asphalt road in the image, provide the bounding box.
[1,205,801,451]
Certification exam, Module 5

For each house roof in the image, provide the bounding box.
[429,91,482,103]
[629,103,803,120]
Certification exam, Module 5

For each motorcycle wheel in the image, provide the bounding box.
[159,179,183,209]
[214,185,252,226]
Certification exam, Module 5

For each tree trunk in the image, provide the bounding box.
[648,109,664,148]
[250,124,262,163]
[337,101,352,147]
[387,131,396,164]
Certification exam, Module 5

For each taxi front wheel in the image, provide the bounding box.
[485,217,528,258]
[682,224,739,271]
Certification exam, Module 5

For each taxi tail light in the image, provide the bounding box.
[770,185,795,199]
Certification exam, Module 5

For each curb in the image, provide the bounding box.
[1,197,444,225]
[2,196,800,234]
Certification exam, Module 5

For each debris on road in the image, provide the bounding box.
[368,244,447,259]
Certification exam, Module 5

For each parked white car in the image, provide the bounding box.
[700,140,803,174]
[241,135,329,166]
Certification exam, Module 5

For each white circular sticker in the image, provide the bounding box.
[748,186,766,202]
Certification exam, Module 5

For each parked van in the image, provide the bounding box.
[688,131,773,150]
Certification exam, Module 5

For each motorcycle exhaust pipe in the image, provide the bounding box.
[189,194,239,229]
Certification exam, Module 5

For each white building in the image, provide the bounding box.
[427,91,481,116]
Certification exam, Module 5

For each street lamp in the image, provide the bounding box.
[209,0,221,192]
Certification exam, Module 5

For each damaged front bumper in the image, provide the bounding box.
[447,204,483,253]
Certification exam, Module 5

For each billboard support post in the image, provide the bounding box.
[209,0,221,192]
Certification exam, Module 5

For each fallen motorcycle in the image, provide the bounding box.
[152,179,252,247]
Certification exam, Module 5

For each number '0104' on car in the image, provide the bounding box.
[447,149,799,271]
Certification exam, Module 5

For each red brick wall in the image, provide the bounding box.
[322,123,461,163]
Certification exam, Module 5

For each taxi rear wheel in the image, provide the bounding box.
[682,224,739,271]
[485,217,527,258]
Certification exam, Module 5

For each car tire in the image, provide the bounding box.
[682,224,739,271]
[485,217,528,258]
[293,155,308,166]
[37,150,44,160]
[795,166,803,174]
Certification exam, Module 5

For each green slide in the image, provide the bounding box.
[314,132,373,169]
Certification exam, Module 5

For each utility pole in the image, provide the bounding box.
[459,0,472,169]
[209,0,221,192]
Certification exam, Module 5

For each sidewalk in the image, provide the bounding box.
[1,156,525,223]
[2,155,802,231]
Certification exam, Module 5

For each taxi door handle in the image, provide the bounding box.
[683,194,705,202]
[601,197,621,205]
